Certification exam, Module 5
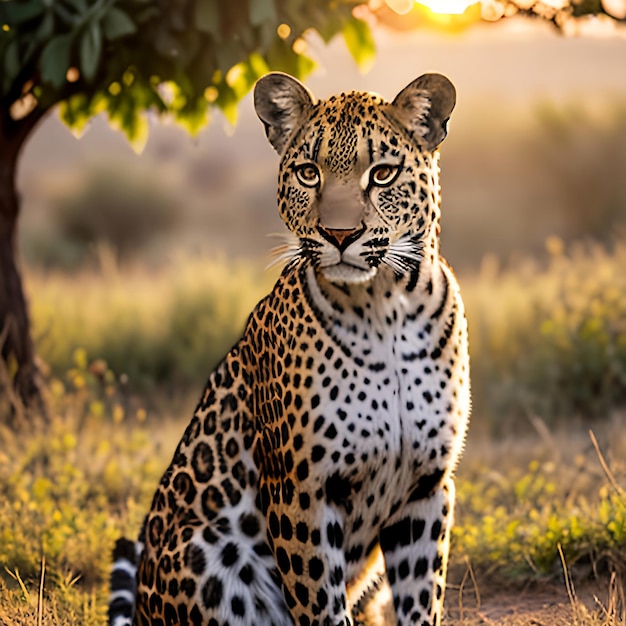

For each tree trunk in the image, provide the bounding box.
[0,109,47,420]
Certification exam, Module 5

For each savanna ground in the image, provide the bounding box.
[2,101,626,624]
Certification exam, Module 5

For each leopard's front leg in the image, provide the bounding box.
[259,474,352,626]
[379,478,455,626]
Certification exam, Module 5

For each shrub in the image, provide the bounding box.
[51,166,181,263]
[0,356,164,624]
[453,428,626,581]
[529,102,626,244]
[28,256,275,392]
[466,238,626,429]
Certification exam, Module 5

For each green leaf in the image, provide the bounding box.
[342,17,376,73]
[2,0,45,26]
[247,51,269,78]
[249,0,276,26]
[226,59,264,101]
[194,0,220,38]
[23,9,54,61]
[301,8,343,43]
[133,4,160,25]
[80,21,102,81]
[215,38,245,74]
[67,0,88,13]
[223,53,268,105]
[40,33,74,88]
[175,97,209,135]
[35,9,55,41]
[265,36,316,81]
[215,81,238,125]
[3,37,20,83]
[125,112,149,154]
[102,7,136,40]
[105,91,149,153]
[58,92,96,137]
[294,50,316,81]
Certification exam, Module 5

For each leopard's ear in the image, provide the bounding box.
[254,72,315,154]
[390,73,456,152]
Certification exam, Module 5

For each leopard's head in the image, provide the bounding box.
[254,72,456,285]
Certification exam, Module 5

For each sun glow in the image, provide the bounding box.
[379,0,482,30]
[417,0,478,13]
[384,0,478,14]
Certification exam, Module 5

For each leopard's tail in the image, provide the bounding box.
[108,537,143,626]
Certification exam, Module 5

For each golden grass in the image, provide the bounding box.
[1,386,624,625]
[462,238,626,430]
[27,252,277,390]
[24,238,626,428]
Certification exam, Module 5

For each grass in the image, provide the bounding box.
[463,237,626,431]
[0,361,167,625]
[26,238,626,428]
[1,239,625,624]
[1,383,624,624]
[453,420,626,580]
[29,252,277,392]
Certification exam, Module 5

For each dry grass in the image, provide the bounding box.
[446,421,626,625]
[1,397,624,625]
[22,238,626,432]
[446,573,625,625]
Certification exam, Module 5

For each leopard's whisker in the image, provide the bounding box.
[383,238,424,275]
[266,245,301,270]
[266,232,303,270]
[382,254,408,275]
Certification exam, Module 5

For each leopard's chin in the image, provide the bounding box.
[319,264,378,285]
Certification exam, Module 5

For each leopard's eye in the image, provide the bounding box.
[370,164,400,187]
[295,164,321,188]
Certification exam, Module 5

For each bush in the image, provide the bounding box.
[0,357,163,625]
[466,238,626,430]
[28,256,275,392]
[529,103,626,244]
[453,428,626,581]
[51,166,181,264]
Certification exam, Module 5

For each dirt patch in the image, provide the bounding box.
[445,579,621,625]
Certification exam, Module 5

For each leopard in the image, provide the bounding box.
[108,71,470,626]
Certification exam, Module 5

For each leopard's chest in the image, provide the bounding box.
[291,317,457,489]
[248,263,468,550]
[254,282,462,494]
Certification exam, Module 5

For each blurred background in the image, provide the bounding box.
[16,19,626,429]
[19,23,626,266]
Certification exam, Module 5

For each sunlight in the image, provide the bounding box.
[378,0,482,30]
[384,0,478,14]
[416,0,478,14]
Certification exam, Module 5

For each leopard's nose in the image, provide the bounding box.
[318,225,365,251]
[320,227,356,247]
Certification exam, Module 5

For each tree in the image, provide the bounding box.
[0,0,623,413]
[0,0,373,414]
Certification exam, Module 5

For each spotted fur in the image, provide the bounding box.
[109,72,470,626]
